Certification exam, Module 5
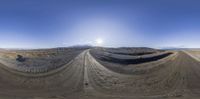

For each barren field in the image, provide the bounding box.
[0,47,200,99]
[0,48,85,73]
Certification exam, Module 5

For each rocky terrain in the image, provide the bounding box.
[0,47,199,99]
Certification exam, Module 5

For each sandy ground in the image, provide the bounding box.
[183,50,200,62]
[0,49,200,99]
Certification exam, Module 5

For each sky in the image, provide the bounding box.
[0,0,200,48]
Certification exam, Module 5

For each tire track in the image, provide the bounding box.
[87,50,200,98]
[83,50,95,93]
[0,50,86,97]
[0,50,200,99]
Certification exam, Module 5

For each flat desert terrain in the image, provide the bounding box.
[0,47,200,99]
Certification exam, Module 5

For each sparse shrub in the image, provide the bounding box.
[16,55,26,62]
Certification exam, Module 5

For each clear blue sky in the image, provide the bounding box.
[0,0,200,48]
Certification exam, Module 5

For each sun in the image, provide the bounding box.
[95,38,104,45]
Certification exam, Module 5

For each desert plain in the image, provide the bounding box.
[0,47,200,99]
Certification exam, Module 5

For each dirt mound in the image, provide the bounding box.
[104,47,160,55]
[90,48,173,74]
[90,49,172,65]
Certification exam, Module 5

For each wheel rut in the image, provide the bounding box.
[83,50,95,93]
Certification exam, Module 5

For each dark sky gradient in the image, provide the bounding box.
[0,0,200,48]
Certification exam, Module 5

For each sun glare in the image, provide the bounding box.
[95,38,103,46]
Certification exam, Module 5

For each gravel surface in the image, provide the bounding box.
[0,48,199,99]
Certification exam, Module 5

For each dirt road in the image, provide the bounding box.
[0,50,200,99]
